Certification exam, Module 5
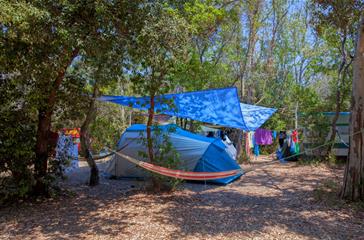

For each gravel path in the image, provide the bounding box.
[0,157,363,240]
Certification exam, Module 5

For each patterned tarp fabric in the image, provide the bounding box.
[98,87,276,131]
[239,103,277,131]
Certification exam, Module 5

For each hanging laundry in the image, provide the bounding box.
[245,132,251,156]
[290,136,296,154]
[254,144,260,156]
[272,130,277,140]
[254,128,273,145]
[252,135,259,156]
[286,131,292,147]
[295,142,300,154]
[247,132,254,149]
[292,130,298,143]
[290,130,300,154]
[278,131,286,148]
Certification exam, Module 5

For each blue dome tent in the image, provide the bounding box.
[105,124,242,184]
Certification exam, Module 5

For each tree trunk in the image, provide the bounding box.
[189,119,195,132]
[228,129,243,161]
[146,94,155,163]
[183,118,188,129]
[146,94,162,191]
[239,0,260,99]
[34,48,79,195]
[341,16,364,201]
[80,85,99,186]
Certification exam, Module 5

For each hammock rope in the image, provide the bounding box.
[114,151,242,180]
[335,128,349,148]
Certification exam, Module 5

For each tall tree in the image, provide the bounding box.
[341,15,364,201]
[0,0,145,194]
[128,4,190,190]
[310,0,363,154]
[80,83,99,186]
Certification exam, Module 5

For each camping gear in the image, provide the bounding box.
[278,131,286,148]
[276,131,298,162]
[104,124,242,184]
[222,136,237,160]
[98,87,277,131]
[56,133,79,173]
[63,128,81,151]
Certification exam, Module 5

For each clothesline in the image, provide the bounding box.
[243,127,305,133]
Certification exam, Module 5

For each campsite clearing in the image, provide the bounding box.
[0,157,363,240]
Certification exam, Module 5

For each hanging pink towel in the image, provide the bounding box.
[254,128,273,145]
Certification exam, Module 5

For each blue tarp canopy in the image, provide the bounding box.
[98,87,276,131]
[240,103,277,131]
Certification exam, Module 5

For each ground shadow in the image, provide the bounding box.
[0,162,362,239]
[141,164,363,239]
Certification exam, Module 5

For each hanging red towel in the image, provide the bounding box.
[292,130,298,143]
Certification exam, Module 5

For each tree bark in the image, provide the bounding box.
[34,48,79,195]
[183,118,188,129]
[80,85,99,186]
[239,0,260,99]
[341,16,364,201]
[189,119,195,132]
[146,94,155,163]
[146,94,162,191]
[227,129,243,161]
[231,1,261,158]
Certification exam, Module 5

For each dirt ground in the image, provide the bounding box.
[1,157,363,240]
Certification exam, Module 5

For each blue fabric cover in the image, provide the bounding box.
[240,103,277,131]
[98,88,276,131]
[194,139,242,184]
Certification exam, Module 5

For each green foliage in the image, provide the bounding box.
[128,3,191,96]
[1,0,363,199]
[310,0,364,36]
[90,102,127,152]
[126,4,192,190]
[138,125,182,190]
[184,0,225,36]
[0,80,37,203]
[0,0,157,198]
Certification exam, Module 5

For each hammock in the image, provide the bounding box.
[114,151,242,180]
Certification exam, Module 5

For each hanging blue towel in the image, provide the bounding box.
[272,130,277,139]
[252,134,259,156]
[290,137,296,154]
[254,144,260,156]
